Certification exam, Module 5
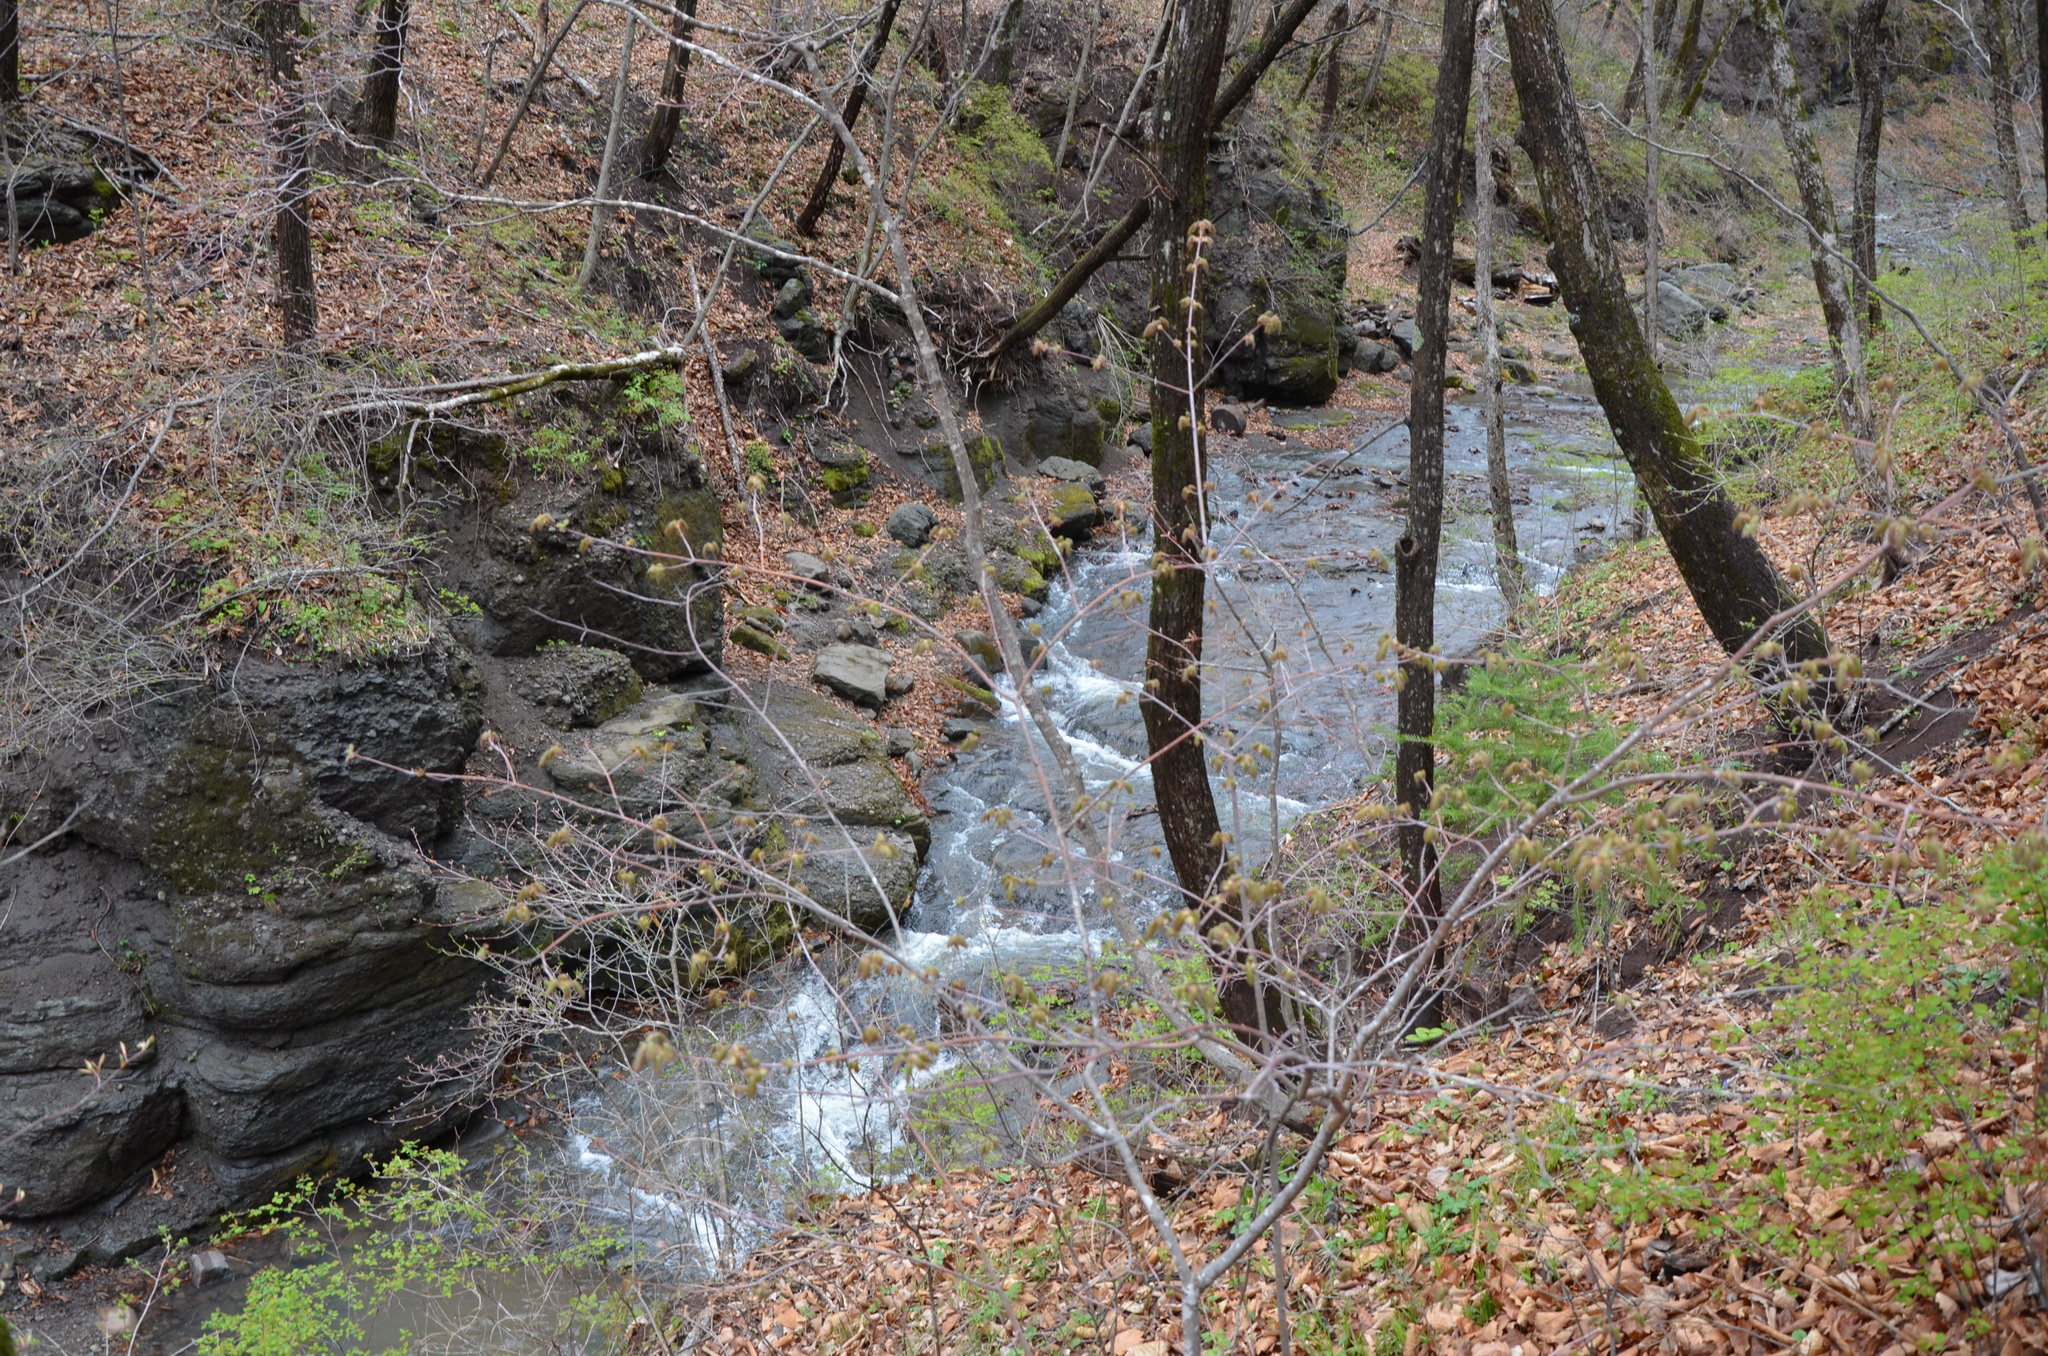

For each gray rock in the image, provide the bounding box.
[191,1249,233,1287]
[1389,320,1423,357]
[953,629,1002,677]
[785,550,831,587]
[1353,339,1401,374]
[917,433,1003,503]
[1652,281,1709,340]
[942,717,982,742]
[885,502,939,547]
[884,668,915,698]
[813,643,894,709]
[789,827,918,934]
[1502,358,1537,384]
[1210,403,1249,436]
[721,348,760,385]
[1038,456,1108,496]
[515,644,644,727]
[884,726,917,758]
[1539,341,1578,364]
[1126,422,1155,454]
[771,275,814,319]
[1207,159,1348,405]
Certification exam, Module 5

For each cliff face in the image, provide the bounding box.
[0,399,936,1276]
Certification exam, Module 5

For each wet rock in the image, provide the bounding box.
[1044,482,1103,538]
[885,502,939,547]
[515,644,644,727]
[191,1249,234,1287]
[1038,456,1107,496]
[941,717,982,742]
[812,643,894,709]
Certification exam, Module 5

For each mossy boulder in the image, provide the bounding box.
[1206,156,1348,406]
[920,434,1003,503]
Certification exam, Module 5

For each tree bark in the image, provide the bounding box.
[1752,0,1874,446]
[1850,0,1886,331]
[2038,0,2048,189]
[261,0,318,351]
[1641,0,1660,354]
[1314,1,1350,159]
[989,0,1025,84]
[1051,0,1104,174]
[794,0,905,236]
[1662,0,1705,111]
[1359,0,1395,109]
[1396,0,1475,922]
[639,0,698,178]
[1141,0,1242,1030]
[1503,0,1830,671]
[1,0,17,103]
[1673,4,1736,123]
[356,0,406,146]
[1474,38,1522,610]
[1983,0,2035,250]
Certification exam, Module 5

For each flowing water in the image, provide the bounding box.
[132,383,1639,1353]
[561,382,1640,1272]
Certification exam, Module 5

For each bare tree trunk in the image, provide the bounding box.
[261,0,318,352]
[1142,0,1246,1031]
[356,0,406,146]
[1851,0,1886,331]
[2038,0,2048,189]
[481,0,592,186]
[1314,1,1350,159]
[1619,0,1669,120]
[794,0,905,236]
[1642,0,1659,354]
[1662,0,1705,110]
[1984,0,2035,249]
[1051,0,1103,173]
[1503,0,1831,671]
[1752,0,1875,446]
[1673,3,1736,123]
[1,0,17,103]
[639,0,698,177]
[1397,0,1475,923]
[1474,36,1522,608]
[989,0,1025,84]
[578,12,636,290]
[1359,0,1395,108]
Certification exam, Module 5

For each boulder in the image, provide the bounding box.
[1206,156,1349,405]
[785,550,831,587]
[885,502,940,547]
[1389,319,1422,357]
[730,624,790,659]
[514,644,644,727]
[918,433,1003,503]
[813,643,894,709]
[812,442,870,505]
[1044,482,1103,538]
[1126,422,1155,454]
[1652,281,1710,340]
[1210,403,1249,435]
[1038,456,1107,496]
[1353,339,1401,374]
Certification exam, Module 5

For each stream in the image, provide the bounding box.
[560,382,1641,1274]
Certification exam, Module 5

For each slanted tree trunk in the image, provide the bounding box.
[1641,0,1660,354]
[1983,0,2035,250]
[261,0,317,351]
[638,0,698,178]
[1474,35,1522,608]
[1851,0,1886,331]
[1752,0,1875,448]
[356,0,407,146]
[1397,0,1476,922]
[1359,0,1395,109]
[794,0,905,235]
[1,0,18,103]
[1619,0,1671,120]
[1673,3,1736,123]
[1142,0,1244,1031]
[577,11,636,289]
[1503,0,1831,672]
[2038,0,2047,189]
[1051,0,1104,174]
